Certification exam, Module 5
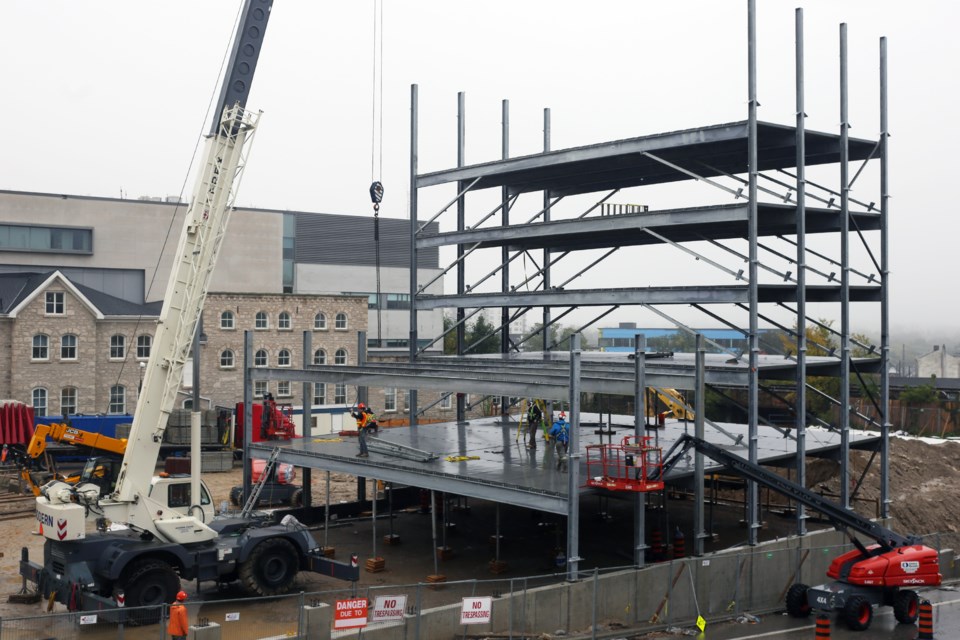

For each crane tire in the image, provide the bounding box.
[119,558,180,625]
[893,589,919,624]
[843,595,873,631]
[239,537,299,596]
[785,583,811,617]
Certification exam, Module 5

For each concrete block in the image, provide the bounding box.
[302,602,331,640]
[189,621,221,640]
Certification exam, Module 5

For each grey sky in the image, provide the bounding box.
[2,1,957,336]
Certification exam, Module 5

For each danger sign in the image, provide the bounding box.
[334,598,369,630]
[372,595,407,622]
[460,596,492,625]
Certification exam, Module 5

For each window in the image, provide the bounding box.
[166,482,211,509]
[277,381,291,397]
[32,334,49,360]
[441,393,452,410]
[220,311,235,330]
[254,349,268,367]
[32,388,48,417]
[0,224,92,254]
[255,311,268,330]
[45,292,65,315]
[386,293,411,310]
[334,383,347,404]
[278,312,291,330]
[314,313,327,330]
[335,313,348,330]
[137,335,152,359]
[312,382,326,405]
[384,388,397,412]
[61,388,77,416]
[220,350,235,368]
[110,335,125,359]
[60,334,77,360]
[334,348,347,365]
[313,349,326,365]
[108,385,126,414]
[254,380,268,397]
[405,390,412,412]
[278,349,291,367]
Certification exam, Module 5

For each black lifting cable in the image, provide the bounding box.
[368,0,385,348]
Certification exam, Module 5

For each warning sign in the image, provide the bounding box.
[460,596,492,625]
[372,595,407,622]
[334,598,369,630]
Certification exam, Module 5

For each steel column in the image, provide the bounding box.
[879,36,891,519]
[501,99,511,412]
[409,84,419,426]
[567,333,582,581]
[302,330,312,507]
[794,7,808,536]
[456,91,467,423]
[242,330,253,504]
[542,108,552,352]
[839,23,852,510]
[746,0,760,544]
[634,333,646,568]
[694,334,706,556]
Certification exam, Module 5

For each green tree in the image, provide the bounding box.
[900,382,938,405]
[442,314,457,355]
[467,315,501,354]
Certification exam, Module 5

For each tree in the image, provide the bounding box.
[467,315,501,354]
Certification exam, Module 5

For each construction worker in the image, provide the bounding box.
[167,590,189,640]
[526,401,542,449]
[548,412,569,471]
[351,402,370,457]
[363,404,379,433]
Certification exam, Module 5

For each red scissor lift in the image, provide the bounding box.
[585,435,664,492]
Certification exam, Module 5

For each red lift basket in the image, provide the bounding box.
[585,436,664,492]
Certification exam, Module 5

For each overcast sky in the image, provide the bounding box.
[2,1,957,338]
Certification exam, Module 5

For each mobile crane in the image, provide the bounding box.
[656,434,940,631]
[21,0,358,615]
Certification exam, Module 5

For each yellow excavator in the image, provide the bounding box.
[648,388,695,422]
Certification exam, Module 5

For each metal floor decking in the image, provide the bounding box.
[253,416,878,516]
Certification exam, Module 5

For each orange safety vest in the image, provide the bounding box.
[167,603,188,636]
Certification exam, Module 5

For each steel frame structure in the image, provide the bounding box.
[402,3,890,552]
[241,3,891,578]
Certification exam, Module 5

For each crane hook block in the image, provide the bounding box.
[369,181,384,205]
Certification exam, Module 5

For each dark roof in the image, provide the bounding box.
[0,272,49,313]
[0,271,159,317]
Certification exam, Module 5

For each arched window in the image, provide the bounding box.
[137,335,152,359]
[220,310,235,330]
[108,385,126,414]
[32,388,48,417]
[335,348,347,365]
[254,349,268,367]
[314,312,327,330]
[220,350,235,368]
[255,311,268,330]
[278,311,291,330]
[278,349,291,367]
[110,334,125,359]
[61,387,78,416]
[32,334,49,360]
[335,313,348,330]
[60,334,77,360]
[313,349,327,365]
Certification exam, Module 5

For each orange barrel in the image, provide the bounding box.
[918,599,934,639]
[650,527,664,559]
[814,613,830,639]
[672,527,685,559]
